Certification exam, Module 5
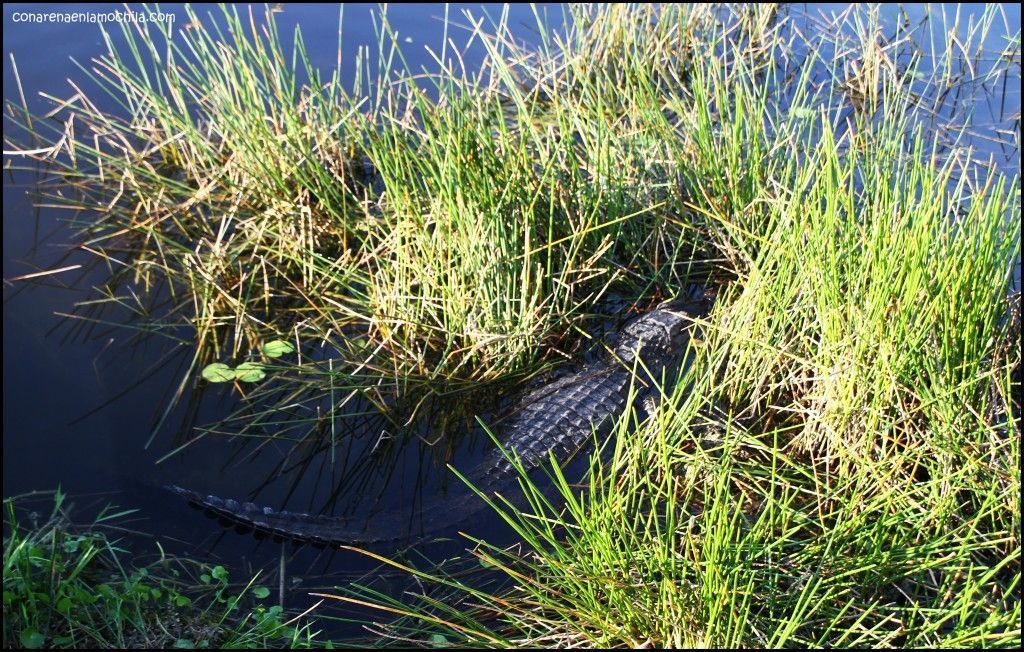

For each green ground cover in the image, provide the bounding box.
[3,491,320,649]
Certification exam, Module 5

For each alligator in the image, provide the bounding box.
[169,295,707,546]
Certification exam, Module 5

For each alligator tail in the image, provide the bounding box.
[167,485,406,546]
[167,484,487,547]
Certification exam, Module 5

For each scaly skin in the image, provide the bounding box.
[170,297,705,545]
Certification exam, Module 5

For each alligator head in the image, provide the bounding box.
[611,298,699,366]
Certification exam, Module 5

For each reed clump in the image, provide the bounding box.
[311,4,1017,648]
[5,4,725,414]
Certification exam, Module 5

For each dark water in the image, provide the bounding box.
[3,2,1020,637]
[2,2,566,632]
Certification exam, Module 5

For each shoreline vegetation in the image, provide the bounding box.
[3,3,1021,649]
[3,491,320,649]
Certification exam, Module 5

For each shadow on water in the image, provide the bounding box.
[3,1,1021,640]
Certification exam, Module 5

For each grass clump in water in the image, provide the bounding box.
[4,4,727,432]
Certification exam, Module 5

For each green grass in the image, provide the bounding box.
[3,2,1021,649]
[3,4,719,422]
[320,4,1018,649]
[3,490,323,649]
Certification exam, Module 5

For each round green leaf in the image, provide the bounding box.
[234,362,266,383]
[252,586,271,599]
[20,630,45,649]
[261,339,295,358]
[201,363,235,383]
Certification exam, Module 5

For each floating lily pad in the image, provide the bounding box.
[261,339,295,358]
[234,362,266,383]
[201,362,236,383]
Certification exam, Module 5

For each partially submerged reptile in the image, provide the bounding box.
[169,295,707,546]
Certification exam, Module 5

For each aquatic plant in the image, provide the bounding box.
[4,4,721,441]
[2,490,322,649]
